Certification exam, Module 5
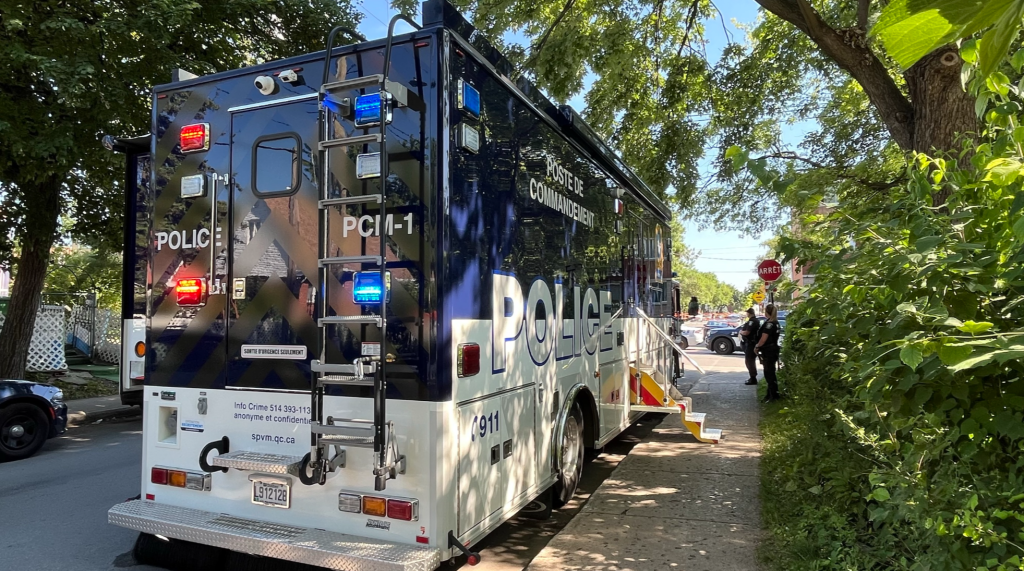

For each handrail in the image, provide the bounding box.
[633,306,706,375]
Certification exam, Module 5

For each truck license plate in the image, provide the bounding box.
[250,476,290,508]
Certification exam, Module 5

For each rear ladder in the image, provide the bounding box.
[302,16,421,491]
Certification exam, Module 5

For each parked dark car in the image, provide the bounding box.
[705,318,786,355]
[0,379,67,461]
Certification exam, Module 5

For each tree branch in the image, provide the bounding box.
[753,0,915,151]
[517,0,576,78]
[755,151,901,191]
[857,0,870,30]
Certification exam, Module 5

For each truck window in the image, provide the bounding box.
[252,134,300,196]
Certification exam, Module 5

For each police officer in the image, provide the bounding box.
[754,304,782,402]
[739,308,759,386]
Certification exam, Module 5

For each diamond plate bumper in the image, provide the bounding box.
[108,500,442,571]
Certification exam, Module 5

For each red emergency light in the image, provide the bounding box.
[175,278,207,306]
[180,123,210,153]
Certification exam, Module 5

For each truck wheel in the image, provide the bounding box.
[553,402,584,508]
[713,338,733,355]
[519,486,554,520]
[0,403,49,461]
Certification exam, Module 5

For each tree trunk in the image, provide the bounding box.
[904,46,979,204]
[0,176,62,380]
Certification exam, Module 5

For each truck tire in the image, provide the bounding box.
[0,402,49,461]
[553,402,584,508]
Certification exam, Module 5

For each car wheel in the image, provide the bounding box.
[713,337,734,355]
[679,337,689,350]
[0,403,49,461]
[553,403,584,508]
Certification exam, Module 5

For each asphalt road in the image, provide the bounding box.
[0,416,155,571]
[0,348,744,571]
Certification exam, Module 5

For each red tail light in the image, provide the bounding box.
[387,498,418,521]
[175,278,207,306]
[180,123,210,153]
[457,343,480,377]
[151,467,168,485]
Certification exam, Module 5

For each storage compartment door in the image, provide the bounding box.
[501,387,536,506]
[457,396,503,535]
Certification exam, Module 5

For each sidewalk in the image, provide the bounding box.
[66,395,141,426]
[526,369,762,571]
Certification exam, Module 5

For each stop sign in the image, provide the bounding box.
[757,259,783,282]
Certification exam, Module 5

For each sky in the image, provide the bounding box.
[353,1,803,290]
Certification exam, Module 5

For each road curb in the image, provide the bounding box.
[67,406,141,427]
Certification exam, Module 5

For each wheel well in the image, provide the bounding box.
[0,396,53,419]
[573,388,599,450]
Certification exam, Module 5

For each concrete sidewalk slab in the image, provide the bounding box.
[526,370,762,571]
[66,395,140,427]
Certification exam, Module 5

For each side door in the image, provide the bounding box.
[226,100,321,390]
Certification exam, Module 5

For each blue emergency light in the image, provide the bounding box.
[353,271,390,304]
[459,80,481,117]
[354,93,384,127]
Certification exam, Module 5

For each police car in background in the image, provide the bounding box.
[705,317,786,355]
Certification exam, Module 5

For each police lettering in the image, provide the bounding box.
[155,228,222,251]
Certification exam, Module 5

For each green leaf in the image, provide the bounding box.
[962,39,980,64]
[984,157,1022,185]
[872,0,982,68]
[958,320,994,334]
[939,344,973,365]
[1012,48,1024,72]
[900,344,924,370]
[725,146,748,170]
[1013,215,1024,240]
[870,488,891,502]
[979,3,1024,78]
[915,235,943,252]
[1011,192,1024,215]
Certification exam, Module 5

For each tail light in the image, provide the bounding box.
[457,343,480,377]
[175,278,207,306]
[180,123,211,153]
[168,470,187,488]
[338,493,362,513]
[362,496,387,517]
[151,467,168,485]
[387,498,418,521]
[150,466,210,491]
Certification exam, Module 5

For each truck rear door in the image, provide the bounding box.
[226,99,320,389]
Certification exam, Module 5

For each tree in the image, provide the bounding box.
[0,1,360,379]
[456,0,1019,233]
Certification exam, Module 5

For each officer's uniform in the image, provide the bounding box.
[740,317,759,385]
[757,320,781,401]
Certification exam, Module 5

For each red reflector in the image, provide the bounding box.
[180,123,210,153]
[175,278,207,306]
[457,343,480,377]
[151,467,168,485]
[387,499,416,521]
[145,493,155,500]
[416,536,429,544]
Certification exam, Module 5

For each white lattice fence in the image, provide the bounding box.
[0,305,68,372]
[93,308,121,364]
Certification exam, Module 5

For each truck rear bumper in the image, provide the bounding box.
[109,500,442,571]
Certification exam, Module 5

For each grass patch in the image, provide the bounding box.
[50,378,119,401]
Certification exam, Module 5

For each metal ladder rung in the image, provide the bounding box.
[319,134,381,151]
[318,375,374,387]
[318,434,375,448]
[312,421,375,437]
[321,75,384,93]
[319,195,382,208]
[311,361,360,374]
[319,255,382,267]
[319,316,383,327]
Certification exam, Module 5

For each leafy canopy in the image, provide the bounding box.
[0,0,361,264]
